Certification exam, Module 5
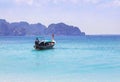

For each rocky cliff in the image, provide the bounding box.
[0,19,85,36]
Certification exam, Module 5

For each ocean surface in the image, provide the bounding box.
[0,35,120,82]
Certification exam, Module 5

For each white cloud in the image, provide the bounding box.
[50,0,100,4]
[111,0,120,7]
[13,0,120,8]
[14,0,100,5]
[82,0,100,4]
[99,0,120,8]
[15,0,34,5]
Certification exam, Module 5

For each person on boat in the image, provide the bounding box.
[35,37,39,45]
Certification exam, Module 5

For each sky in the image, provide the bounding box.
[0,0,120,34]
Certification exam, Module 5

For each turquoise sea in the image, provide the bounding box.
[0,35,120,82]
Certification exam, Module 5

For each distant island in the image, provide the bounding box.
[0,19,85,36]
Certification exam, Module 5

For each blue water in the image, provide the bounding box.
[0,35,120,82]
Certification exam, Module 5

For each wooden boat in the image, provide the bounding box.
[34,34,55,50]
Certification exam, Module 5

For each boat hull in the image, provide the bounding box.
[34,42,55,50]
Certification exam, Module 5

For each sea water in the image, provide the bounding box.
[0,35,120,82]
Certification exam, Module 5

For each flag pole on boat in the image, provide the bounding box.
[52,34,54,42]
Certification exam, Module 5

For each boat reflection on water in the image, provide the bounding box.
[34,34,56,50]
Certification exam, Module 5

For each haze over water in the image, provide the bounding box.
[0,35,120,82]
